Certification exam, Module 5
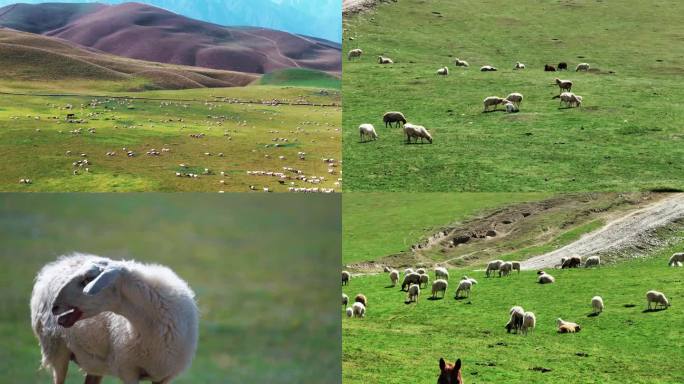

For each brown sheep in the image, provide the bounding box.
[354,293,368,307]
[383,111,407,128]
[561,256,581,269]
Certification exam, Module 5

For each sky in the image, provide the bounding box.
[0,0,341,42]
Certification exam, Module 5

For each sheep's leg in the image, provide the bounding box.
[51,348,71,384]
[84,375,103,384]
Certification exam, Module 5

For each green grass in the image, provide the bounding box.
[343,192,550,264]
[0,85,340,192]
[342,244,684,383]
[259,68,341,89]
[0,193,341,383]
[342,0,684,191]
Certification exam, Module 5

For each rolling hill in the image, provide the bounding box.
[0,2,341,74]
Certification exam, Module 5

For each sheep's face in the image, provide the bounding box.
[438,358,463,384]
[52,262,122,328]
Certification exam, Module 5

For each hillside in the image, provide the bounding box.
[0,2,341,74]
[258,68,341,89]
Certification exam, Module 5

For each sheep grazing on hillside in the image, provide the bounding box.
[359,123,378,141]
[514,62,526,70]
[402,273,422,291]
[537,270,555,284]
[438,358,463,384]
[555,78,573,92]
[342,293,349,306]
[383,111,407,128]
[646,290,670,310]
[506,93,524,107]
[403,123,433,144]
[389,270,399,286]
[585,256,600,268]
[576,63,590,71]
[455,279,473,299]
[348,48,363,60]
[499,262,513,277]
[454,58,469,67]
[544,64,556,71]
[558,62,568,71]
[668,252,684,267]
[419,273,430,288]
[561,256,582,269]
[355,293,368,307]
[378,55,394,64]
[511,261,521,274]
[521,311,536,335]
[346,307,353,317]
[342,270,351,285]
[462,275,478,285]
[435,266,449,280]
[505,306,525,333]
[559,92,583,108]
[432,279,448,298]
[486,259,504,277]
[483,96,506,112]
[480,65,498,72]
[437,66,449,76]
[31,254,198,384]
[352,302,366,318]
[407,283,420,303]
[591,296,604,314]
[557,318,581,333]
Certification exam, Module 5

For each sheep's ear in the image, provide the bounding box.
[439,358,446,371]
[83,267,122,295]
[454,359,461,371]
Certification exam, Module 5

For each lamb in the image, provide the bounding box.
[407,283,420,303]
[521,311,536,335]
[511,261,521,274]
[346,307,353,317]
[403,123,433,144]
[514,62,526,70]
[559,92,583,108]
[499,262,513,277]
[378,55,394,64]
[576,63,590,71]
[668,252,684,267]
[352,302,366,318]
[504,101,519,113]
[342,270,350,285]
[537,270,555,284]
[505,306,525,333]
[485,259,504,277]
[31,254,198,384]
[558,62,568,71]
[435,267,449,280]
[419,273,430,288]
[646,290,670,310]
[480,65,498,72]
[383,111,407,128]
[389,270,399,286]
[561,256,582,269]
[584,256,600,268]
[348,48,363,60]
[591,296,604,314]
[359,123,379,141]
[483,96,506,112]
[555,78,573,92]
[437,66,449,76]
[556,318,581,333]
[431,279,448,298]
[454,58,469,67]
[454,279,473,298]
[505,93,524,107]
[355,293,368,307]
[343,293,349,306]
[402,273,422,291]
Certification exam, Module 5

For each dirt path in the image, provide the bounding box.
[521,193,684,270]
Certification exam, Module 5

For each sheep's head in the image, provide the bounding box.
[51,261,124,328]
[438,358,463,384]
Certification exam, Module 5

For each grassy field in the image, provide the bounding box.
[342,192,550,264]
[0,84,341,192]
[258,68,341,89]
[0,193,341,383]
[342,244,684,383]
[342,0,684,191]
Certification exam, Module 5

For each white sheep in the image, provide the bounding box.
[389,270,399,286]
[668,252,684,267]
[557,318,581,333]
[483,97,506,112]
[559,92,583,108]
[480,65,498,72]
[462,275,478,285]
[485,260,504,277]
[505,93,524,107]
[31,254,198,384]
[585,256,600,268]
[348,48,363,60]
[437,66,449,76]
[514,62,526,70]
[454,279,473,298]
[403,123,433,144]
[359,123,378,141]
[343,293,349,306]
[555,78,573,92]
[378,55,394,64]
[435,267,449,280]
[591,296,604,314]
[646,290,670,310]
[404,268,415,276]
[576,63,590,72]
[454,58,469,67]
[346,307,353,317]
[505,101,519,113]
[521,311,536,335]
[431,279,448,298]
[407,283,420,303]
[352,302,366,317]
[499,262,513,277]
[537,270,555,284]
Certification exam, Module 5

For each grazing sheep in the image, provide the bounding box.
[556,318,581,333]
[521,311,536,335]
[352,302,366,318]
[407,283,420,303]
[576,63,590,71]
[342,293,349,306]
[511,261,521,274]
[559,92,583,108]
[416,268,427,275]
[555,78,573,92]
[383,111,407,128]
[438,358,463,384]
[404,268,415,276]
[506,93,524,107]
[348,48,363,60]
[402,273,422,291]
[462,275,478,285]
[558,62,568,71]
[544,64,556,71]
[537,270,555,284]
[668,252,684,267]
[480,65,497,72]
[354,293,368,307]
[514,62,526,70]
[504,101,519,113]
[483,96,506,112]
[485,260,504,277]
[346,307,353,317]
[31,254,198,384]
[419,273,430,288]
[378,55,394,64]
[646,290,670,310]
[359,123,378,141]
[435,267,449,280]
[591,296,604,314]
[561,256,582,269]
[389,270,399,287]
[455,279,473,298]
[342,270,350,285]
[403,123,433,144]
[437,66,449,76]
[454,58,469,67]
[432,279,448,298]
[505,306,525,333]
[585,256,600,268]
[499,262,513,277]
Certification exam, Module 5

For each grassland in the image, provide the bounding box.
[0,193,341,383]
[342,243,684,383]
[342,0,684,191]
[258,68,341,89]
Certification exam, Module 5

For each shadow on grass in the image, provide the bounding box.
[427,296,444,301]
[587,312,600,318]
[642,307,668,313]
